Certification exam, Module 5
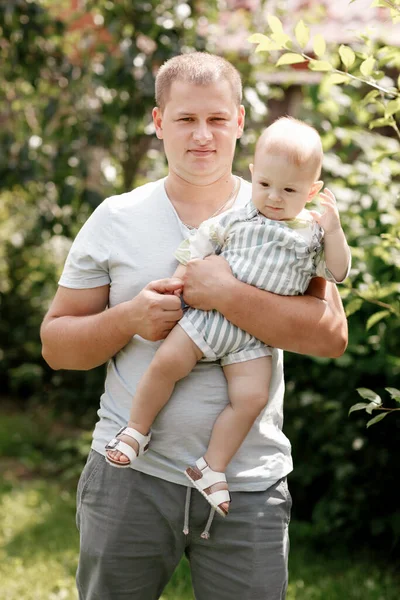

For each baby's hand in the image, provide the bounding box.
[309,188,342,235]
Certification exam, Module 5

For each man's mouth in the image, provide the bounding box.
[189,149,215,157]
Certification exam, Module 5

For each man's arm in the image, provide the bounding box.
[40,279,183,371]
[181,256,347,358]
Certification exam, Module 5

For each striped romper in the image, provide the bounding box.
[175,201,346,366]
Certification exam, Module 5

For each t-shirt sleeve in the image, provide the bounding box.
[58,200,112,289]
[174,217,227,266]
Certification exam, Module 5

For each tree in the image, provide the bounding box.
[248,0,400,551]
[0,0,216,406]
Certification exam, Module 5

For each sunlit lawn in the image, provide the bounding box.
[0,408,399,599]
[1,476,399,600]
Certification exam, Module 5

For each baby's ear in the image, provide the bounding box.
[307,180,323,202]
[249,163,254,176]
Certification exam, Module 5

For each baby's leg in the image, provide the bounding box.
[204,356,272,473]
[107,325,203,464]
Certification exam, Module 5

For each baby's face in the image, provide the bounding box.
[251,151,318,221]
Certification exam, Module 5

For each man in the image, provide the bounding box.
[41,52,347,600]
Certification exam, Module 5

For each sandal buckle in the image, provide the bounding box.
[105,438,118,450]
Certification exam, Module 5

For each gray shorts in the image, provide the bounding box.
[76,450,292,600]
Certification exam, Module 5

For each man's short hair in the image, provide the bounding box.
[155,52,243,111]
[256,117,323,179]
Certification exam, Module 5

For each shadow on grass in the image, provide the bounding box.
[1,479,78,562]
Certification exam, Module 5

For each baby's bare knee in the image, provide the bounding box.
[246,393,269,418]
[150,351,177,378]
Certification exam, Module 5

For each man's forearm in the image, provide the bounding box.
[41,302,134,371]
[215,278,347,358]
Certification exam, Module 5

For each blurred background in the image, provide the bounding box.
[0,0,399,598]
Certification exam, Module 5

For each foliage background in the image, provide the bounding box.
[0,0,399,564]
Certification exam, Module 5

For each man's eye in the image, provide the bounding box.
[179,118,193,122]
[212,118,225,122]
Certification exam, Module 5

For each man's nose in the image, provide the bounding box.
[192,123,213,143]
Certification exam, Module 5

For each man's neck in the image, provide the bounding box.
[164,171,239,229]
[165,171,235,207]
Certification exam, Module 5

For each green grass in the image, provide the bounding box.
[0,478,399,600]
[0,408,399,599]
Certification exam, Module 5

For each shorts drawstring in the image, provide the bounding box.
[183,486,216,539]
[183,486,191,535]
[200,507,216,540]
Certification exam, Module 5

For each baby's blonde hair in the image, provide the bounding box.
[256,117,323,179]
[155,52,242,112]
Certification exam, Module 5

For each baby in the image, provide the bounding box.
[105,117,351,518]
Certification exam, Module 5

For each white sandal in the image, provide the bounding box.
[105,426,151,468]
[185,457,231,517]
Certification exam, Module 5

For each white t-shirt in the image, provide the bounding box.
[59,177,293,491]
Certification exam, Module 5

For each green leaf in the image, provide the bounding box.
[361,89,380,105]
[366,310,390,330]
[349,402,369,415]
[271,32,292,49]
[339,45,355,69]
[385,387,400,402]
[366,402,379,415]
[385,98,400,117]
[360,56,376,77]
[369,117,394,129]
[276,53,307,67]
[313,34,326,57]
[248,33,270,44]
[366,413,388,428]
[309,60,333,71]
[255,38,282,52]
[327,73,351,85]
[345,298,363,317]
[294,20,309,48]
[356,388,382,405]
[268,15,283,34]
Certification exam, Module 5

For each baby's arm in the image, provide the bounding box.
[173,217,227,296]
[310,188,351,282]
[171,264,186,297]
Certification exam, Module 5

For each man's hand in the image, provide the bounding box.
[126,278,184,341]
[182,255,234,311]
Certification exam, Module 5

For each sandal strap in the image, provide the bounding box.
[106,439,138,463]
[194,457,227,491]
[118,426,151,455]
[105,426,151,457]
[206,489,231,507]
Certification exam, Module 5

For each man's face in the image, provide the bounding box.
[251,151,320,221]
[153,79,245,186]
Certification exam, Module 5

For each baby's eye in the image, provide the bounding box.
[285,188,295,193]
[261,182,269,187]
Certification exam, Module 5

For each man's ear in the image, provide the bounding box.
[236,105,245,139]
[307,180,324,202]
[152,107,163,140]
